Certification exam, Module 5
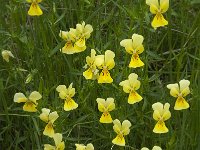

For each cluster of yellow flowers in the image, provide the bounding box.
[83,49,115,83]
[59,22,93,54]
[7,0,193,149]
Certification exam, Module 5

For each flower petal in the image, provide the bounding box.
[141,147,149,150]
[29,91,42,103]
[14,93,27,103]
[75,37,86,47]
[100,112,113,123]
[98,70,113,83]
[106,98,115,111]
[105,50,115,70]
[167,83,179,97]
[64,99,78,111]
[112,135,125,146]
[44,144,55,150]
[39,108,50,123]
[61,42,76,54]
[153,120,168,133]
[179,79,190,92]
[43,122,54,137]
[132,34,144,49]
[96,98,106,112]
[121,120,131,135]
[151,14,168,29]
[86,143,94,150]
[83,68,93,79]
[119,80,131,93]
[113,119,121,133]
[152,146,162,150]
[129,54,144,68]
[53,133,63,147]
[49,111,59,123]
[120,39,133,54]
[160,0,169,13]
[128,91,143,104]
[28,3,43,16]
[174,97,189,110]
[23,102,37,112]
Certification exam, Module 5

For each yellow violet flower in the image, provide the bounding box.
[141,146,162,150]
[112,119,131,146]
[59,22,93,54]
[27,0,43,16]
[95,50,115,83]
[146,0,169,29]
[167,79,190,110]
[152,102,171,134]
[119,73,143,104]
[2,50,14,62]
[44,133,65,150]
[75,143,94,150]
[120,34,144,68]
[83,49,99,80]
[14,91,42,112]
[75,21,93,48]
[59,29,85,54]
[96,98,115,123]
[39,108,59,137]
[56,83,78,111]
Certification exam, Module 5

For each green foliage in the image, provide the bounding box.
[0,0,200,150]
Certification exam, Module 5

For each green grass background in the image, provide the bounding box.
[0,0,200,149]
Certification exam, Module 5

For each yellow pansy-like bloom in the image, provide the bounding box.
[59,22,93,54]
[27,0,43,16]
[95,50,115,83]
[75,143,94,150]
[75,21,93,48]
[112,119,131,146]
[44,133,65,150]
[83,49,99,80]
[119,73,143,104]
[146,0,169,29]
[56,83,78,111]
[2,50,14,62]
[59,29,86,54]
[152,102,171,133]
[167,79,190,110]
[39,108,59,137]
[120,34,144,68]
[96,98,115,123]
[14,91,42,112]
[141,146,162,150]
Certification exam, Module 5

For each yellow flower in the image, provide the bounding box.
[44,133,65,150]
[120,34,144,68]
[39,108,59,137]
[59,22,93,54]
[95,50,115,83]
[59,29,85,54]
[167,79,190,110]
[75,143,94,150]
[112,119,131,146]
[119,73,143,104]
[56,83,78,111]
[83,49,99,80]
[75,21,93,48]
[96,98,115,123]
[14,91,42,112]
[152,102,171,133]
[146,0,169,29]
[141,146,162,150]
[27,0,43,16]
[2,50,14,62]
